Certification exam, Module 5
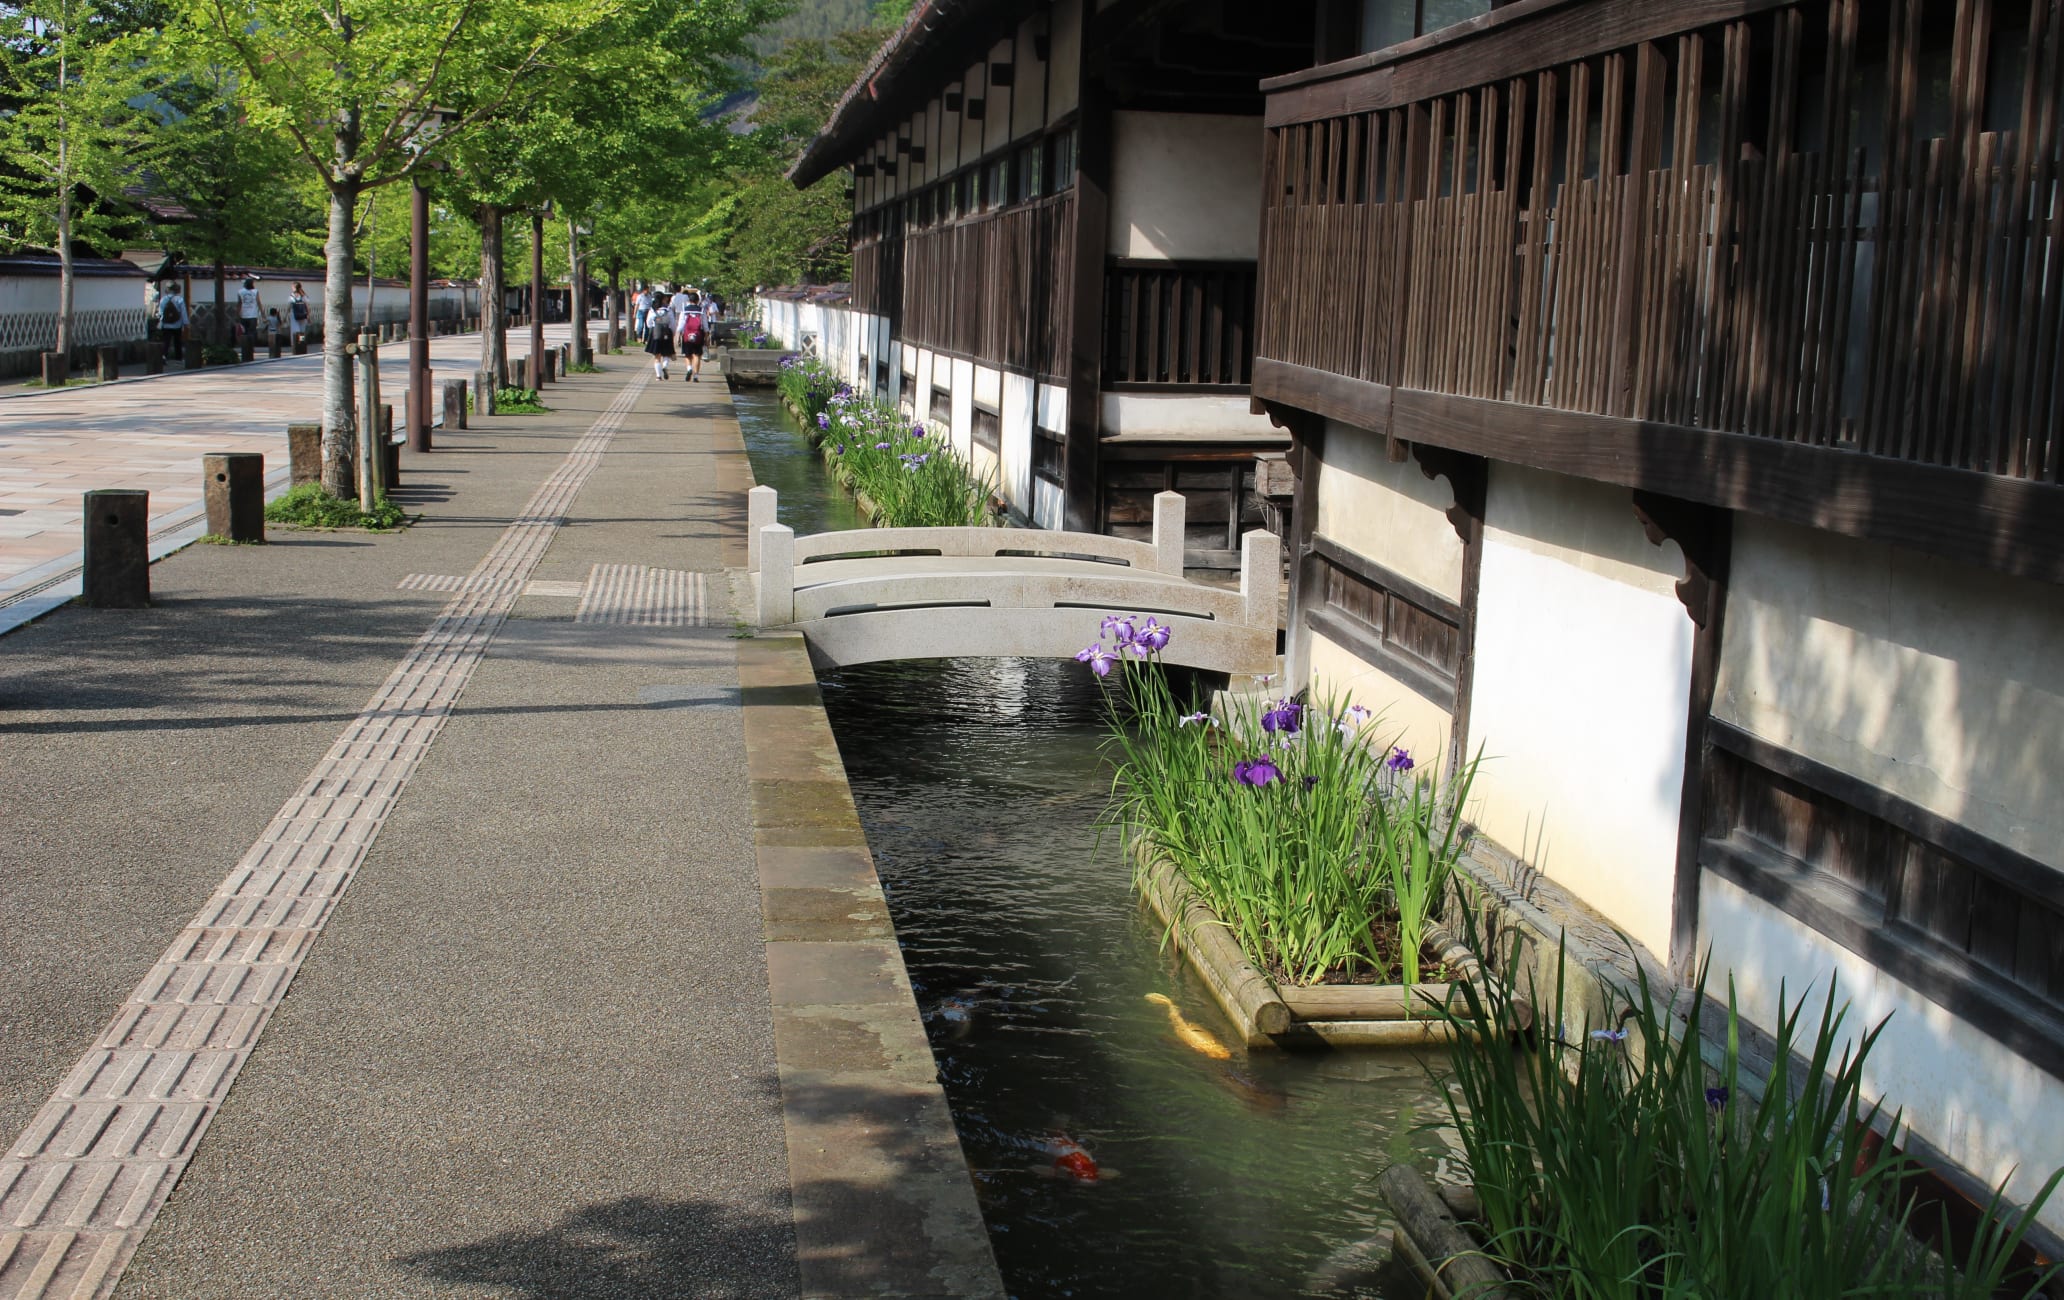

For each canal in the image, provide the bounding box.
[735,390,1457,1299]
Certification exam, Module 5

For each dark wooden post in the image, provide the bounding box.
[528,207,547,389]
[409,177,433,452]
[96,348,118,382]
[40,351,66,388]
[203,452,265,542]
[144,342,164,374]
[287,423,324,485]
[1061,0,1111,534]
[82,489,149,607]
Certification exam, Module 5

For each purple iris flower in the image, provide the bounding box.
[1233,757,1282,788]
[874,441,891,450]
[1177,711,1213,727]
[1101,615,1136,646]
[1075,644,1117,677]
[912,424,928,438]
[815,413,830,430]
[1261,702,1302,735]
[1388,747,1415,773]
[1590,1028,1628,1044]
[833,444,845,455]
[1134,618,1170,653]
[1705,1086,1730,1110]
[1302,775,1320,791]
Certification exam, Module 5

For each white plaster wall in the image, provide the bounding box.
[950,358,975,460]
[1315,420,1466,601]
[960,63,985,163]
[1702,872,2064,1238]
[1109,113,1264,261]
[1033,478,1064,530]
[973,364,1002,411]
[1100,392,1282,437]
[1036,382,1066,435]
[1010,15,1047,139]
[984,39,1013,155]
[1308,633,1455,768]
[1716,517,2064,869]
[1468,464,1693,960]
[1047,2,1080,121]
[0,271,150,316]
[1001,370,1036,512]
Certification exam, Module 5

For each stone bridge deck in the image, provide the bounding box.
[746,487,1281,676]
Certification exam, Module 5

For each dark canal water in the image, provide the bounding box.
[735,391,1458,1300]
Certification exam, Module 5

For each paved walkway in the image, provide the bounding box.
[0,359,1001,1298]
[0,331,573,628]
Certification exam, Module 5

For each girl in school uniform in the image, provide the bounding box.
[644,303,675,379]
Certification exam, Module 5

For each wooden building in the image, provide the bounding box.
[1251,0,2064,1244]
[785,0,1320,564]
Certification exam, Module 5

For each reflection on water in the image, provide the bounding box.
[735,390,1458,1300]
[821,657,1459,1300]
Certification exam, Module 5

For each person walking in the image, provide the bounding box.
[157,282,187,360]
[288,283,310,346]
[236,277,264,347]
[632,287,649,342]
[679,291,707,382]
[644,301,675,379]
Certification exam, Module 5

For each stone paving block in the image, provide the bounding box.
[765,942,912,1009]
[755,846,882,893]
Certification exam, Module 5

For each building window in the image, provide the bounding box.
[1353,0,1490,55]
[984,156,1009,210]
[1047,130,1076,194]
[972,402,1001,451]
[1032,428,1064,486]
[1016,143,1042,203]
[957,171,977,215]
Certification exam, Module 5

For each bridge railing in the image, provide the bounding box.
[748,485,1281,644]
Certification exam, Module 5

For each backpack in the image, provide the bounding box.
[291,298,308,321]
[682,311,704,342]
[160,297,183,328]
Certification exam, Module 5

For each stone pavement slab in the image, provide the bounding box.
[1,357,1003,1298]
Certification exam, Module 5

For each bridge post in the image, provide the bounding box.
[1241,530,1281,631]
[747,486,778,572]
[757,524,795,626]
[1152,491,1186,575]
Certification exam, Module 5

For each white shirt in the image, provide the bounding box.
[237,286,260,319]
[669,292,691,319]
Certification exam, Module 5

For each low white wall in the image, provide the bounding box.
[1109,112,1264,261]
[1468,464,1693,960]
[1703,873,2064,1238]
[1314,422,1465,601]
[1100,392,1279,438]
[1716,517,2064,869]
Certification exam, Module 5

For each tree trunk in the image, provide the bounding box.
[56,186,75,360]
[607,259,622,351]
[566,218,588,368]
[478,205,506,387]
[213,257,227,346]
[323,180,360,497]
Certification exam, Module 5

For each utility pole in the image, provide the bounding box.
[528,206,546,389]
[409,176,432,451]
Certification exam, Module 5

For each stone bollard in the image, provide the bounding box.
[441,378,468,431]
[268,329,282,359]
[185,345,204,371]
[292,334,308,356]
[240,328,255,363]
[476,369,498,416]
[82,489,150,607]
[756,524,794,626]
[40,351,66,388]
[287,423,323,486]
[96,348,119,383]
[145,342,164,375]
[203,452,265,542]
[747,485,777,572]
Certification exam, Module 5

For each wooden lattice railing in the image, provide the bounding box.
[1258,0,2064,482]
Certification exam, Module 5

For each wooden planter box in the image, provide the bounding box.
[1378,1164,1517,1299]
[1133,844,1463,1050]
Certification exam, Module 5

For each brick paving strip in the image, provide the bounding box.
[0,374,650,1300]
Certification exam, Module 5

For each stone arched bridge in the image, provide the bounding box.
[747,488,1280,675]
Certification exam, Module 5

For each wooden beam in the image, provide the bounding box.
[1252,358,2064,587]
[1061,0,1110,532]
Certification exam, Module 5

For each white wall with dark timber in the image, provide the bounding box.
[1046,0,1080,121]
[1098,393,1278,437]
[1108,112,1265,261]
[1306,634,1455,771]
[1468,463,1693,960]
[1716,518,2064,871]
[1315,424,1464,599]
[950,357,975,461]
[1033,383,1066,529]
[1701,873,2064,1241]
[1002,371,1037,514]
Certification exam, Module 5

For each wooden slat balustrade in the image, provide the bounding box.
[1256,0,2064,486]
[1101,259,1257,390]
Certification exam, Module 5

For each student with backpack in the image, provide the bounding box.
[644,302,675,379]
[157,282,187,359]
[288,283,310,345]
[679,293,707,382]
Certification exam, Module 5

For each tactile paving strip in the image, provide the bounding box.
[573,564,713,626]
[0,375,649,1300]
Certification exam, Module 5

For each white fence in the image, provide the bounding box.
[0,309,151,353]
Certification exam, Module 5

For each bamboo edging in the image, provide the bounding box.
[1378,1164,1517,1300]
[1132,843,1459,1050]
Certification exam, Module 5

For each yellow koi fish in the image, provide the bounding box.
[1145,992,1232,1060]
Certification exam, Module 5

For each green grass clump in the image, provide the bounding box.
[264,482,407,531]
[493,386,549,414]
[1091,633,1474,985]
[201,343,240,366]
[782,356,994,528]
[1436,940,2062,1298]
[567,360,603,374]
